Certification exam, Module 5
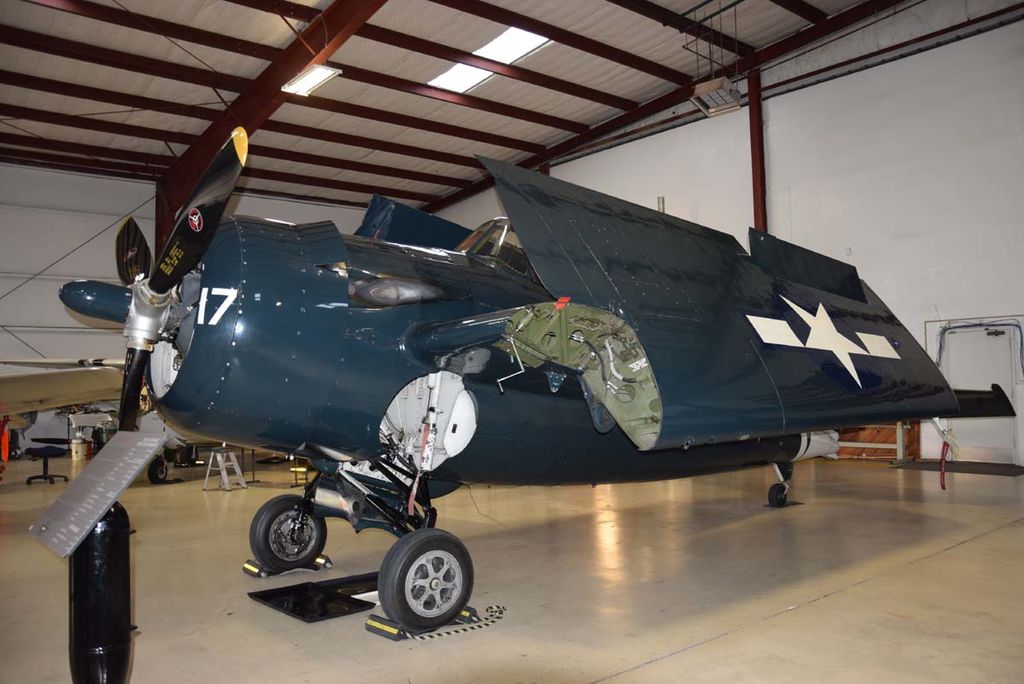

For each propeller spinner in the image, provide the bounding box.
[117,127,248,431]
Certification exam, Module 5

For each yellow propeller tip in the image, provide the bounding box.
[231,127,249,166]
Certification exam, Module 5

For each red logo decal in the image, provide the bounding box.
[187,207,203,233]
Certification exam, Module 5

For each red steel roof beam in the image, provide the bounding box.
[224,0,637,110]
[0,131,439,203]
[0,147,369,207]
[769,0,828,25]
[424,0,904,213]
[0,24,541,153]
[603,0,755,56]
[356,25,638,111]
[0,69,482,170]
[0,101,472,187]
[23,0,583,133]
[428,0,693,85]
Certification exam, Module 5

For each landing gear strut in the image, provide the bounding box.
[768,461,794,508]
[247,456,474,633]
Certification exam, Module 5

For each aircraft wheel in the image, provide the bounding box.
[768,482,788,508]
[378,528,473,632]
[147,457,168,484]
[249,495,327,573]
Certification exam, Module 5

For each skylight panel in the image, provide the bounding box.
[475,27,549,65]
[428,27,550,94]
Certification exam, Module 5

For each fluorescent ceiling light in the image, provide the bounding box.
[428,27,549,93]
[281,64,342,96]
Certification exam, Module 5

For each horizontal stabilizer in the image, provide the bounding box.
[951,384,1016,418]
[748,229,866,302]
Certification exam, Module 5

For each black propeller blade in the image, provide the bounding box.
[149,128,248,295]
[117,127,248,431]
[115,216,152,285]
[118,348,149,431]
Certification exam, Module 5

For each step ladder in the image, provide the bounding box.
[203,446,248,491]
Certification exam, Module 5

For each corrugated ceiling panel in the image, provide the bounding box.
[3,2,269,80]
[235,176,372,204]
[245,156,449,198]
[468,0,699,73]
[101,0,299,50]
[710,2,813,53]
[302,76,565,144]
[266,100,526,163]
[336,35,621,123]
[362,0,509,53]
[0,44,230,109]
[0,118,174,158]
[0,85,210,137]
[248,127,477,183]
[514,43,685,103]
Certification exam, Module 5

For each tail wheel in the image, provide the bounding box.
[147,457,168,484]
[768,482,789,508]
[378,528,473,632]
[249,495,327,573]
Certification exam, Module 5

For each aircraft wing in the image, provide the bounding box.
[482,158,959,450]
[355,194,471,250]
[0,368,122,416]
[0,358,124,369]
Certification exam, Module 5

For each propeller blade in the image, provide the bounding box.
[149,127,248,295]
[117,347,150,431]
[115,216,152,285]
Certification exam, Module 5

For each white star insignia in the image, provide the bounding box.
[746,297,900,387]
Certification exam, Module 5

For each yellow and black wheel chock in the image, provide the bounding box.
[365,605,507,641]
[242,554,332,578]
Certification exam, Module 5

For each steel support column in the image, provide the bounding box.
[748,69,768,234]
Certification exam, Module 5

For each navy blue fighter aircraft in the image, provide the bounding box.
[27,127,1006,632]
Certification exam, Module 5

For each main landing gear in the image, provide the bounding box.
[768,461,794,508]
[247,457,473,632]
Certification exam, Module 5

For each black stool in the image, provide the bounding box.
[24,446,69,485]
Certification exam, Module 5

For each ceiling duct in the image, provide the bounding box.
[689,76,742,117]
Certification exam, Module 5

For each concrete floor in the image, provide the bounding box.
[1,456,1022,683]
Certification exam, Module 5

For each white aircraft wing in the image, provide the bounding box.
[0,368,123,416]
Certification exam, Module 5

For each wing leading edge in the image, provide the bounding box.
[0,368,122,416]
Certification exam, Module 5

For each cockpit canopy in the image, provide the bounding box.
[456,218,539,282]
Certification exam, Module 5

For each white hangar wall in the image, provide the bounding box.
[765,19,1024,342]
[438,19,1024,346]
[0,166,364,371]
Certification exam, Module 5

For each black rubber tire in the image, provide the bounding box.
[378,528,473,632]
[249,495,327,574]
[147,457,168,484]
[768,482,788,508]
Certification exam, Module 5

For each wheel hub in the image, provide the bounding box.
[268,510,316,561]
[405,549,462,618]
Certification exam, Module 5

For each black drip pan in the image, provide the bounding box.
[248,572,379,622]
